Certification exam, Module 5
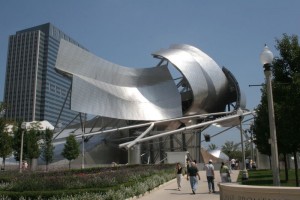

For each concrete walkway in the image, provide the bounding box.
[137,170,239,200]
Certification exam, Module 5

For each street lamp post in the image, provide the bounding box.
[260,45,280,186]
[249,129,254,162]
[237,109,248,180]
[81,113,86,169]
[245,128,255,163]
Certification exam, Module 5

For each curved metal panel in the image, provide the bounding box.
[55,40,246,123]
[55,40,182,121]
[153,44,230,115]
[239,90,247,109]
[222,67,246,110]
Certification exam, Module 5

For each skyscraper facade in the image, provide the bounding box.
[3,23,85,128]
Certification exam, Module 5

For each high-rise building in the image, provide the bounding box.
[3,23,85,128]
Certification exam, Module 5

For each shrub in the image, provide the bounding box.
[0,164,175,199]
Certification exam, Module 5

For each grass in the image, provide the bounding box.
[239,169,300,187]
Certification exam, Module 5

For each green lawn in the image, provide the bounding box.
[239,169,300,187]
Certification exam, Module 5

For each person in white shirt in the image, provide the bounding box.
[22,161,28,170]
[204,159,215,193]
[230,158,236,170]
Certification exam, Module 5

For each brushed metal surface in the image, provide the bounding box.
[55,40,245,122]
[153,44,230,115]
[55,40,182,121]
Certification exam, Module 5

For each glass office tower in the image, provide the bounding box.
[3,23,85,128]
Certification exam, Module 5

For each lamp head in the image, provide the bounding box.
[260,44,274,65]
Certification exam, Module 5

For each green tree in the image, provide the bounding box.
[0,119,13,170]
[208,143,218,151]
[273,34,300,186]
[62,134,80,169]
[13,122,23,162]
[221,141,241,161]
[253,89,271,157]
[253,34,300,186]
[26,122,43,170]
[41,129,55,171]
[0,102,14,170]
[0,102,6,118]
[26,129,41,160]
[12,121,42,170]
[25,129,41,170]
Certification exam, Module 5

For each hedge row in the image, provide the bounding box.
[0,164,175,199]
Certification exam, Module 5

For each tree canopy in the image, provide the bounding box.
[221,141,241,160]
[273,34,300,154]
[0,102,13,169]
[208,143,218,151]
[254,34,300,156]
[62,134,80,169]
[41,129,55,171]
[253,33,300,186]
[0,119,13,169]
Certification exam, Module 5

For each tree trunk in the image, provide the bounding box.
[1,157,5,170]
[284,153,289,182]
[46,161,49,172]
[30,158,38,171]
[293,151,299,186]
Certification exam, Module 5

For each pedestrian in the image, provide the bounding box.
[185,158,191,174]
[186,161,201,194]
[235,159,239,170]
[186,158,191,169]
[204,159,215,193]
[245,158,250,169]
[230,158,236,170]
[220,162,231,182]
[22,160,28,170]
[175,163,183,190]
[252,161,257,170]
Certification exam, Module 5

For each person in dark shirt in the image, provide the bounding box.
[186,162,201,194]
[185,158,191,176]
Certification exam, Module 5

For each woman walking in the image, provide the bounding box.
[220,162,231,182]
[175,163,183,190]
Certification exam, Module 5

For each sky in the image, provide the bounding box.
[0,0,299,149]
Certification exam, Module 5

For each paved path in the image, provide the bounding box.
[136,170,239,200]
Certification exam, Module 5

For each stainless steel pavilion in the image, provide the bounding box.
[53,39,251,165]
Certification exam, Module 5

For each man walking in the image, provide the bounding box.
[186,162,201,194]
[204,159,215,193]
